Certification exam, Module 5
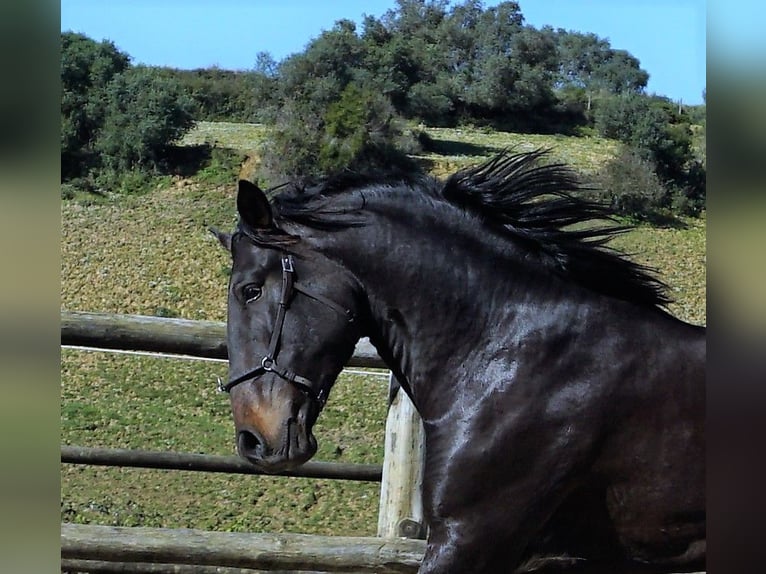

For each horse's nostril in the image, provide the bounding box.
[237,429,263,457]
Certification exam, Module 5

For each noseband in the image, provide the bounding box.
[218,255,355,409]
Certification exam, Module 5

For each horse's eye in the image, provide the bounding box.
[242,284,262,304]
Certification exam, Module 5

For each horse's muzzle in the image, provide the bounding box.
[236,422,317,473]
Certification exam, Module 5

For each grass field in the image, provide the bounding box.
[61,123,705,537]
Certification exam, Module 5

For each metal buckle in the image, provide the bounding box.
[281,256,294,273]
[216,376,225,393]
[261,356,274,371]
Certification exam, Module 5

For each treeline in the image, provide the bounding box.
[61,0,705,218]
[165,2,652,129]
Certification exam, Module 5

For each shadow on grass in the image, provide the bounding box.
[639,212,690,229]
[164,144,213,177]
[421,137,500,157]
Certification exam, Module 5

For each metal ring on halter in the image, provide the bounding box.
[261,356,274,371]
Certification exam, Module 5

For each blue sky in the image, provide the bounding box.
[61,0,707,105]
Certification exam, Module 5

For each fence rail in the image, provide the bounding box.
[61,311,387,368]
[62,445,382,482]
[62,523,426,574]
[61,560,278,574]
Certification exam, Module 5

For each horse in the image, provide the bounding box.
[211,150,705,573]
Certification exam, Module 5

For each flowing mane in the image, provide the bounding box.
[442,150,670,307]
[240,150,670,308]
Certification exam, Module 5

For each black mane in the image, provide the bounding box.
[245,150,670,308]
[443,150,670,307]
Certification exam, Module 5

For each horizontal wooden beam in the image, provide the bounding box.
[60,311,388,369]
[60,524,703,574]
[62,445,382,482]
[60,559,294,573]
[61,523,425,573]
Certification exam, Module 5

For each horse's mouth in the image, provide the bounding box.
[242,450,315,474]
[238,427,317,474]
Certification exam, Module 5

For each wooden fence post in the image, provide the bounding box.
[377,373,427,539]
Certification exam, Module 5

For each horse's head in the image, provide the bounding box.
[212,180,363,472]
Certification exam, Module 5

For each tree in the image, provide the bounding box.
[555,31,609,111]
[461,20,558,120]
[277,19,367,108]
[597,49,648,94]
[555,30,648,111]
[170,67,247,121]
[251,52,280,122]
[259,95,324,182]
[382,0,451,36]
[374,0,454,120]
[61,32,130,178]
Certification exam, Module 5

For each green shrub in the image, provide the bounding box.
[260,84,420,183]
[593,94,704,216]
[258,97,324,182]
[95,168,165,196]
[669,159,706,217]
[319,83,420,173]
[95,68,195,174]
[195,147,245,185]
[591,147,668,220]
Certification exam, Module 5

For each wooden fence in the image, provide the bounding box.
[61,311,426,573]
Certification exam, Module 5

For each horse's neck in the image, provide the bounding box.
[307,196,692,423]
[321,212,550,416]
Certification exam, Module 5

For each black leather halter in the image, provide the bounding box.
[218,255,355,409]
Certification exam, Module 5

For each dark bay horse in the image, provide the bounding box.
[212,151,705,573]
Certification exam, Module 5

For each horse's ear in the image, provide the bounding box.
[236,180,273,229]
[208,227,232,252]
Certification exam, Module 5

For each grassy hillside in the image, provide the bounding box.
[181,121,620,177]
[61,124,705,536]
